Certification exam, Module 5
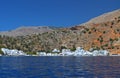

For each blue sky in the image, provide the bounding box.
[0,0,120,31]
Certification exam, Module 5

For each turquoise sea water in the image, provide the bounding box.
[0,56,120,78]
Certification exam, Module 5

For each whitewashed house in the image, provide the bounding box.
[1,48,26,56]
[52,49,60,53]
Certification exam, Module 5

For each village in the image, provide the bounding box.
[0,47,112,56]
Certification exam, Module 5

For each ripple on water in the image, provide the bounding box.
[0,56,120,78]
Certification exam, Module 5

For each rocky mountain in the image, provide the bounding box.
[0,26,53,37]
[81,9,120,26]
[0,9,120,55]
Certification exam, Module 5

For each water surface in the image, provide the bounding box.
[0,56,120,78]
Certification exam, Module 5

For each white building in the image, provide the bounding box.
[1,47,109,56]
[92,50,109,56]
[52,49,60,53]
[61,49,73,56]
[61,47,109,56]
[1,48,26,56]
[74,47,86,56]
[37,52,46,56]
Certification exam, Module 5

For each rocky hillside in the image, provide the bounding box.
[0,9,120,54]
[81,9,120,27]
[0,26,53,37]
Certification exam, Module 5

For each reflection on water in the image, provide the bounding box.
[0,56,120,78]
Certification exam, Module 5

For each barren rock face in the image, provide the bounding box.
[0,26,53,37]
[81,9,120,26]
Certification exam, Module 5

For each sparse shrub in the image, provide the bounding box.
[111,21,114,25]
[0,49,4,55]
[26,52,37,55]
[71,45,76,51]
[115,38,119,41]
[103,31,106,34]
[110,26,112,28]
[100,39,103,43]
[101,46,105,50]
[111,46,114,49]
[117,29,119,32]
[109,38,113,42]
[88,31,91,34]
[61,46,67,49]
[82,30,86,34]
[97,36,104,43]
[118,20,120,23]
[46,50,51,53]
[109,38,114,46]
[105,23,107,26]
[92,27,97,32]
[97,38,99,41]
[118,16,120,19]
[104,44,108,47]
[85,28,89,31]
[117,16,120,22]
[94,46,100,50]
[0,46,4,55]
[94,29,96,32]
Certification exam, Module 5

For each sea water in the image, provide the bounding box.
[0,56,120,78]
